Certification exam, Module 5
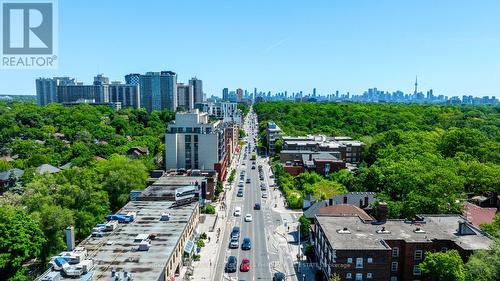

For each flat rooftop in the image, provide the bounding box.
[316,215,492,251]
[44,201,198,281]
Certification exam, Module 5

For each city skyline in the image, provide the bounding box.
[1,0,500,97]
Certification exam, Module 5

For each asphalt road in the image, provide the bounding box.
[214,111,273,280]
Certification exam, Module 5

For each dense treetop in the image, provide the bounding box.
[255,101,500,217]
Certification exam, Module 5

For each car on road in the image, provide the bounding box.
[239,258,250,272]
[237,189,244,197]
[262,192,268,198]
[254,203,261,210]
[244,214,253,222]
[241,237,251,250]
[229,237,239,249]
[231,226,240,240]
[234,206,241,216]
[273,272,286,281]
[225,256,237,273]
[246,178,251,183]
[260,183,267,191]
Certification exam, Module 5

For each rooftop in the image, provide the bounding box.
[40,200,198,281]
[318,204,374,222]
[463,202,497,228]
[316,215,493,251]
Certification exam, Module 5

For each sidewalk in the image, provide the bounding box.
[190,152,241,281]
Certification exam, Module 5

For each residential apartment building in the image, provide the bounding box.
[313,215,492,281]
[177,83,194,111]
[165,109,230,180]
[140,71,178,112]
[266,121,282,155]
[56,79,140,109]
[36,77,76,105]
[189,77,204,104]
[282,135,364,164]
[194,102,243,124]
[108,82,140,108]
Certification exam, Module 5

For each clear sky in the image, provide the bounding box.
[1,0,499,97]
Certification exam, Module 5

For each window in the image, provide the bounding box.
[390,277,397,281]
[391,262,398,271]
[347,257,353,263]
[356,258,363,268]
[367,257,373,263]
[355,273,363,281]
[367,273,373,279]
[413,265,421,275]
[414,250,423,260]
[346,273,352,279]
[392,247,399,257]
[441,247,448,252]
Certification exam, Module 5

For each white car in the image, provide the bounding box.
[245,214,253,222]
[234,207,241,217]
[262,192,268,198]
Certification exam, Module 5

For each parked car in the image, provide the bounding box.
[231,226,240,240]
[226,256,237,273]
[262,192,268,198]
[229,237,239,249]
[234,206,241,217]
[273,272,286,281]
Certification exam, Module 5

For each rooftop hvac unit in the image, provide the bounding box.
[160,212,171,221]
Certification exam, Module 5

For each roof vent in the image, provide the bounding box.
[376,226,391,234]
[337,227,351,234]
[160,212,171,221]
[414,227,426,233]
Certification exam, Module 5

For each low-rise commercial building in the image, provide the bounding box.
[314,214,493,281]
[37,200,200,281]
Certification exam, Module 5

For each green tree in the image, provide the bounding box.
[419,250,467,281]
[95,154,148,211]
[298,215,311,239]
[0,205,45,279]
[466,239,500,281]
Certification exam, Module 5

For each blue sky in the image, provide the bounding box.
[1,0,499,97]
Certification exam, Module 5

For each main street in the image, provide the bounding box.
[213,108,303,281]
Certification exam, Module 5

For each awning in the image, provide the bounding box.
[184,240,195,254]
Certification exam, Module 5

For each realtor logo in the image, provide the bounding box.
[1,0,57,68]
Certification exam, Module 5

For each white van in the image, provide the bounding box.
[234,207,241,217]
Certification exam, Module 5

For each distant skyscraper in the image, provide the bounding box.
[313,88,317,97]
[236,88,243,102]
[189,77,204,104]
[414,76,418,95]
[222,88,229,101]
[177,83,194,111]
[125,73,141,85]
[140,71,177,112]
[36,77,76,106]
[93,74,109,85]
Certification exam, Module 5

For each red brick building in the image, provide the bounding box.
[313,215,493,281]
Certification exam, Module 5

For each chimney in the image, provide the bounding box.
[329,198,333,206]
[359,199,363,208]
[65,226,75,251]
[343,196,347,204]
[364,196,369,208]
[376,202,388,222]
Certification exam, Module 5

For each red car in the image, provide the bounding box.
[240,258,250,272]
